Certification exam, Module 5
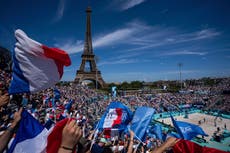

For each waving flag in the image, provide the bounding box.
[111,86,117,97]
[173,139,228,153]
[8,110,49,153]
[9,29,71,94]
[97,101,133,137]
[46,118,76,153]
[130,107,155,141]
[170,115,208,140]
[8,110,73,153]
[150,124,163,140]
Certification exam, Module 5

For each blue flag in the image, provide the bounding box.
[21,96,28,107]
[151,124,163,140]
[170,115,208,140]
[54,88,61,100]
[167,132,181,139]
[65,99,73,112]
[130,107,155,141]
[97,101,133,130]
[111,86,117,97]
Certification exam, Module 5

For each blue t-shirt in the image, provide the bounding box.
[91,143,104,153]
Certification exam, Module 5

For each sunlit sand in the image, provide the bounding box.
[158,113,230,141]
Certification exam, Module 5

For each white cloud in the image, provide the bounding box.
[176,28,221,42]
[99,58,139,65]
[55,40,83,54]
[55,20,220,59]
[93,28,134,47]
[53,0,66,22]
[195,29,220,39]
[110,0,147,11]
[159,50,208,56]
[93,20,149,47]
[55,20,147,54]
[120,0,146,11]
[121,27,220,54]
[98,56,152,66]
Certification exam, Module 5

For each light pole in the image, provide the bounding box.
[178,63,183,91]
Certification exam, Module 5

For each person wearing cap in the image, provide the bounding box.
[91,137,107,153]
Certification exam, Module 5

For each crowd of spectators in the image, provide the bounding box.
[0,63,229,153]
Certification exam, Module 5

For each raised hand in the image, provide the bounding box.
[0,93,9,107]
[11,107,23,128]
[60,119,83,149]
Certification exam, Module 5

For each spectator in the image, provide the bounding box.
[0,93,9,107]
[0,108,22,152]
[91,137,107,153]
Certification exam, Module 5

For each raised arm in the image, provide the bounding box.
[152,137,179,153]
[0,108,22,152]
[58,119,82,153]
[127,130,135,153]
[0,93,9,107]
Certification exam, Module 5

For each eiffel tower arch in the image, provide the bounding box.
[75,7,106,88]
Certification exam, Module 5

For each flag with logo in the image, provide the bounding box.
[97,101,133,137]
[170,115,208,140]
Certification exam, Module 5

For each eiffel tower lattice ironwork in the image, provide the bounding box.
[75,7,106,88]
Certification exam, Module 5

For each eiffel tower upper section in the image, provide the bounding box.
[83,7,93,56]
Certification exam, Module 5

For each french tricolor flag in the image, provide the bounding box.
[97,101,133,137]
[9,29,71,94]
[102,108,123,128]
[8,110,72,153]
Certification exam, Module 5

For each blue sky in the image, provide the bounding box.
[0,0,230,83]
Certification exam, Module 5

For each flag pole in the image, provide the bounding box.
[90,122,99,150]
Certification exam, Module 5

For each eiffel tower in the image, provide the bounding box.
[75,7,106,88]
